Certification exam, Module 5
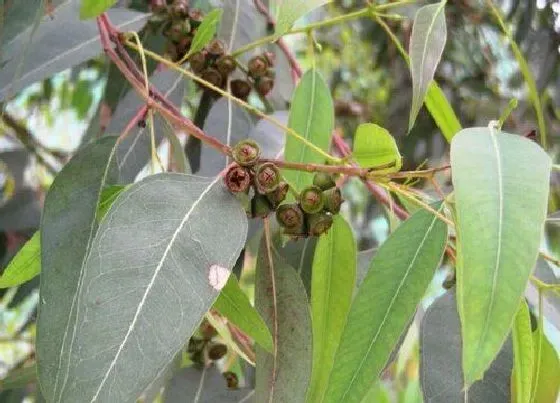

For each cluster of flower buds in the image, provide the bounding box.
[187,320,229,365]
[189,39,238,94]
[227,52,277,100]
[224,140,343,238]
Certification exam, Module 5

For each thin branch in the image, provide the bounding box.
[263,217,278,402]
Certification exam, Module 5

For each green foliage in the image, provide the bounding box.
[0,232,40,288]
[275,0,331,36]
[352,123,401,170]
[511,301,533,403]
[530,326,560,402]
[187,8,224,59]
[80,0,117,19]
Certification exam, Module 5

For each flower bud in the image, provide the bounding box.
[166,19,190,42]
[208,343,228,360]
[263,51,276,67]
[323,187,343,214]
[201,67,223,88]
[230,79,252,100]
[267,181,289,207]
[150,0,167,14]
[206,39,226,59]
[255,76,274,97]
[188,8,204,27]
[216,55,237,76]
[171,0,189,18]
[232,139,260,167]
[299,185,324,214]
[224,164,251,193]
[313,172,336,190]
[189,51,207,73]
[252,194,273,218]
[307,212,333,236]
[255,162,280,194]
[276,203,304,229]
[223,371,239,389]
[248,55,268,77]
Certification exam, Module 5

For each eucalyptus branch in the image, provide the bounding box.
[540,251,560,267]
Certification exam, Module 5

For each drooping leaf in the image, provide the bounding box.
[284,69,333,192]
[352,123,401,170]
[80,0,117,19]
[408,1,447,131]
[307,216,356,403]
[277,234,317,297]
[52,173,247,402]
[420,291,513,403]
[0,3,149,100]
[0,232,40,288]
[213,275,274,353]
[424,82,462,141]
[36,137,118,403]
[324,206,448,403]
[451,128,551,386]
[275,0,331,37]
[530,326,560,403]
[255,237,312,403]
[188,8,223,57]
[511,300,533,403]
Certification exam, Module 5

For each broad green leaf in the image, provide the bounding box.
[36,137,118,403]
[97,185,127,220]
[408,1,447,131]
[451,128,551,386]
[0,232,40,288]
[52,173,247,402]
[424,82,462,141]
[80,0,117,19]
[324,206,448,403]
[275,0,331,36]
[420,291,513,403]
[307,216,356,403]
[511,301,533,403]
[352,123,401,170]
[255,238,312,403]
[213,275,274,353]
[187,8,223,58]
[284,69,334,192]
[0,365,37,391]
[530,327,560,403]
[206,310,255,365]
[278,235,317,297]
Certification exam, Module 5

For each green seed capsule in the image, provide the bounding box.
[299,185,324,214]
[254,162,280,194]
[276,203,305,229]
[206,39,226,59]
[248,55,268,77]
[252,194,273,218]
[307,212,333,236]
[224,164,251,193]
[232,139,260,167]
[323,187,343,214]
[267,181,289,207]
[313,172,336,190]
[216,55,237,76]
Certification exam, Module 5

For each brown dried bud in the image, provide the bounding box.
[276,203,305,229]
[252,194,273,218]
[256,76,274,97]
[206,39,226,58]
[188,8,204,27]
[267,181,289,207]
[208,343,228,360]
[223,371,239,389]
[201,67,223,88]
[224,164,251,193]
[189,51,207,73]
[230,79,252,100]
[216,55,237,76]
[263,51,276,67]
[248,55,269,77]
[255,162,280,194]
[171,0,190,18]
[232,139,260,167]
[299,185,324,214]
[323,187,343,214]
[307,212,333,236]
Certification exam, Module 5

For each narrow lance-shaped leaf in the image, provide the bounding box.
[284,69,334,192]
[451,128,551,386]
[187,8,224,58]
[37,137,118,403]
[307,216,357,403]
[424,82,462,141]
[255,236,312,403]
[530,326,560,402]
[275,0,331,37]
[408,1,447,132]
[80,0,117,19]
[352,123,402,171]
[53,173,247,402]
[324,205,448,403]
[0,232,40,288]
[511,300,533,403]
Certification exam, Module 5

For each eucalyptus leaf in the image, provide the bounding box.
[37,137,118,403]
[275,0,331,37]
[0,189,41,231]
[408,1,447,131]
[188,8,223,57]
[52,173,247,402]
[307,216,356,403]
[218,0,266,60]
[97,185,128,221]
[531,326,560,403]
[352,123,401,170]
[424,82,462,141]
[277,235,317,297]
[0,232,40,288]
[451,128,551,386]
[324,206,448,403]
[80,0,117,19]
[511,300,533,403]
[284,69,333,192]
[255,238,312,403]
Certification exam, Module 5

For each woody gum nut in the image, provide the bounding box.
[171,0,189,18]
[230,79,252,100]
[208,343,228,360]
[201,68,223,88]
[252,194,273,218]
[207,39,226,58]
[224,164,251,193]
[248,55,269,77]
[276,203,305,229]
[299,185,325,214]
[256,76,274,97]
[232,140,260,166]
[189,51,207,73]
[323,187,343,214]
[188,8,204,27]
[216,55,237,76]
[313,172,336,190]
[255,162,280,193]
[267,181,289,207]
[307,212,333,236]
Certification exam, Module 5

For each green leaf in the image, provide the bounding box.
[187,8,223,58]
[451,128,551,386]
[48,173,247,402]
[352,123,401,170]
[213,275,274,353]
[530,326,560,403]
[80,0,117,19]
[97,185,127,220]
[324,206,448,403]
[275,0,331,36]
[408,1,447,131]
[255,238,312,403]
[0,232,40,288]
[284,69,334,192]
[511,300,533,403]
[37,137,118,403]
[424,82,462,141]
[307,216,357,403]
